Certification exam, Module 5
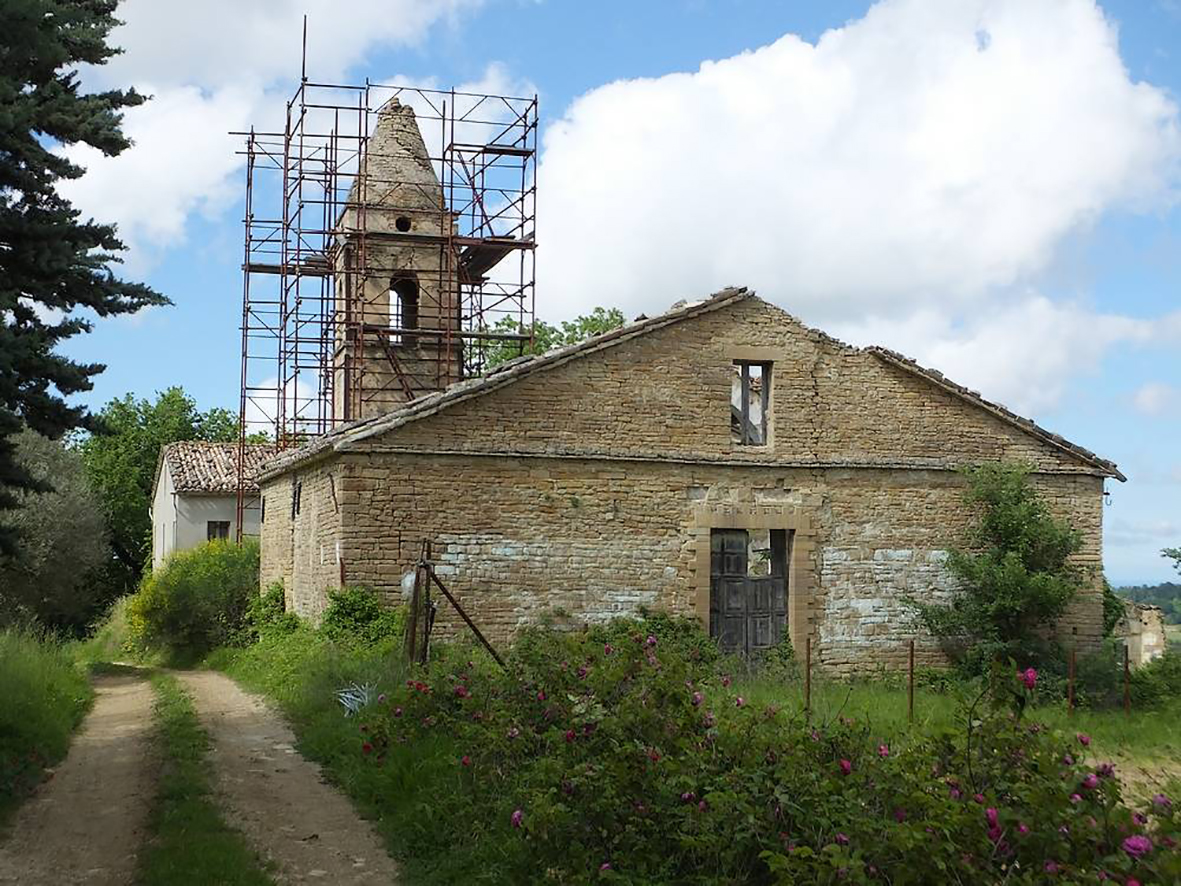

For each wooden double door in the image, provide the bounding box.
[708,529,788,657]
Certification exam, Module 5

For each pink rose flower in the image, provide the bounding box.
[1076,732,1091,746]
[1122,835,1152,857]
[839,759,852,776]
[511,809,524,828]
[878,744,890,758]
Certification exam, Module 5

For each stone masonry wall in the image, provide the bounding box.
[260,294,1111,667]
[317,452,1104,672]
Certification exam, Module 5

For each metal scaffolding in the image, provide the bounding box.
[233,65,538,536]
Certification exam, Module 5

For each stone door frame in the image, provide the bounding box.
[691,503,816,659]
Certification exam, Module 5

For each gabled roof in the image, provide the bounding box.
[156,442,281,497]
[867,348,1125,482]
[257,287,1123,482]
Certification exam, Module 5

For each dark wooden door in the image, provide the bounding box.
[709,529,787,657]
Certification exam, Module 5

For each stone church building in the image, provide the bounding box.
[258,287,1122,670]
[254,100,1122,671]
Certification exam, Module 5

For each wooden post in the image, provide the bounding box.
[1123,643,1131,717]
[907,639,915,724]
[804,636,812,719]
[1068,648,1076,716]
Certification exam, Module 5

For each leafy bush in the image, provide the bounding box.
[909,462,1086,675]
[347,616,1181,884]
[0,627,92,823]
[1130,650,1181,708]
[319,585,405,647]
[128,539,259,658]
[246,581,301,640]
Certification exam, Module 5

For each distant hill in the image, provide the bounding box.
[1116,582,1181,624]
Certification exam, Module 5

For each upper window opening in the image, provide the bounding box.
[390,276,419,346]
[731,361,771,446]
[207,520,230,541]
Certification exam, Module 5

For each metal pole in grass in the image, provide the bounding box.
[1124,643,1131,717]
[1068,648,1076,716]
[908,639,915,725]
[804,636,812,719]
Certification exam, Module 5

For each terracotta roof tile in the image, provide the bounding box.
[161,442,280,493]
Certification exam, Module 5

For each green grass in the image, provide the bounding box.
[209,630,491,884]
[0,627,93,828]
[137,673,276,886]
[736,673,1181,759]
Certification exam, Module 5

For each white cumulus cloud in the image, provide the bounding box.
[1132,381,1179,415]
[540,0,1179,322]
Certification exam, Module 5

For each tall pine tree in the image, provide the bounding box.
[0,0,166,555]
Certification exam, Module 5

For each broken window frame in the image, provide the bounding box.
[734,360,772,446]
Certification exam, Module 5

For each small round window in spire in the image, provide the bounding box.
[395,216,412,233]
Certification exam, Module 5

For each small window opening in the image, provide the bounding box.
[260,496,266,524]
[390,276,419,346]
[395,215,412,233]
[207,520,230,541]
[731,361,771,445]
[292,481,302,518]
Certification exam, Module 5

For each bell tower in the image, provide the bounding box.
[332,99,460,421]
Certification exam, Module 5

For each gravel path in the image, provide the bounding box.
[0,672,156,886]
[176,670,399,884]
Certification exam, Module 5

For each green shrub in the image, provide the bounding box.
[128,539,260,658]
[350,616,1181,884]
[1130,650,1181,708]
[909,462,1086,675]
[246,581,301,640]
[319,585,405,647]
[0,627,92,823]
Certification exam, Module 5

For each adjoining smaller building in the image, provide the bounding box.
[151,441,278,569]
[1116,599,1168,667]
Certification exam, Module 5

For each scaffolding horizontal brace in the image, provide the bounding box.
[448,141,534,158]
[243,262,331,277]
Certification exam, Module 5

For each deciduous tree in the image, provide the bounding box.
[0,429,109,632]
[79,388,238,598]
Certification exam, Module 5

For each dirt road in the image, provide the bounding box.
[0,669,399,885]
[177,671,399,884]
[0,672,156,886]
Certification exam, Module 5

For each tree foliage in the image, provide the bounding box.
[0,429,109,632]
[1165,546,1181,577]
[0,0,168,556]
[481,307,627,370]
[909,462,1086,671]
[79,387,239,599]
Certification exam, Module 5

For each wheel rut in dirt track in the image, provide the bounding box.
[176,670,399,885]
[0,672,156,886]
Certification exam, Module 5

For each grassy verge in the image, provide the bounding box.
[137,673,275,886]
[0,627,93,828]
[208,630,476,883]
[739,674,1181,758]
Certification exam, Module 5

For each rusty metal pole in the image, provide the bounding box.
[804,636,812,719]
[908,639,915,725]
[1124,643,1131,717]
[1068,648,1076,716]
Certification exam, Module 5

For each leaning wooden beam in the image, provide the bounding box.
[424,565,506,669]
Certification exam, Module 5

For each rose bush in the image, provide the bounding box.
[357,617,1180,884]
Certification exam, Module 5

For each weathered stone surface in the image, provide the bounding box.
[260,294,1114,672]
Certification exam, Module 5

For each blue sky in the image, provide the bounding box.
[61,0,1180,584]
